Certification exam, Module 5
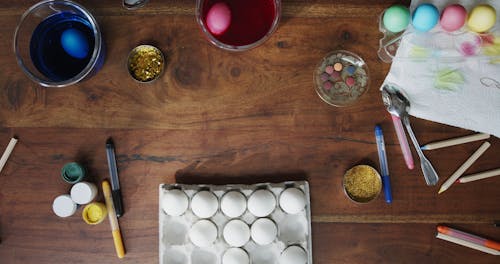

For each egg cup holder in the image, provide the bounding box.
[159,181,312,264]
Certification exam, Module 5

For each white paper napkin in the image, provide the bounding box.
[383,0,500,137]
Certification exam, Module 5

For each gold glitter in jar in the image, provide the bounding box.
[127,45,164,82]
[343,165,382,203]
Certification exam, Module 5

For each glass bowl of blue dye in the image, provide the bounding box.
[14,0,105,87]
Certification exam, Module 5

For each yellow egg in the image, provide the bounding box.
[467,4,496,33]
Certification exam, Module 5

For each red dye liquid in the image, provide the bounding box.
[202,0,277,46]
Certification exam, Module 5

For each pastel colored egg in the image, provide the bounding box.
[206,2,232,35]
[467,4,496,33]
[60,28,90,59]
[325,65,334,74]
[345,77,355,87]
[412,3,439,32]
[320,73,329,81]
[440,4,467,32]
[333,63,343,71]
[382,5,411,33]
[346,65,356,75]
[323,81,333,90]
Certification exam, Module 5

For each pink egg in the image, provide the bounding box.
[206,2,231,35]
[440,4,467,32]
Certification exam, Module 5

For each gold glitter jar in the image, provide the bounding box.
[127,45,164,83]
[343,165,382,203]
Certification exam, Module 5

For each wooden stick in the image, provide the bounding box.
[0,138,18,175]
[438,142,490,194]
[436,232,500,255]
[457,168,500,184]
[421,133,490,150]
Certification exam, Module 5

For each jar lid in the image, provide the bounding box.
[82,202,107,225]
[52,194,77,217]
[71,182,97,205]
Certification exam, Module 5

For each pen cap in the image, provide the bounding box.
[71,181,98,205]
[53,194,78,217]
[61,162,86,184]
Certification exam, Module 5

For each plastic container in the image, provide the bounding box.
[52,194,78,217]
[314,50,370,107]
[61,162,86,184]
[70,181,98,205]
[82,202,107,225]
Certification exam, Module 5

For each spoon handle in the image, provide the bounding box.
[402,116,440,186]
[391,115,414,170]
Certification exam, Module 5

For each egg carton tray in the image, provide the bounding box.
[159,181,312,264]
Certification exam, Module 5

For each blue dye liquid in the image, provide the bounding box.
[30,12,95,82]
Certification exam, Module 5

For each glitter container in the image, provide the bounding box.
[343,165,382,203]
[314,50,370,107]
[127,44,164,83]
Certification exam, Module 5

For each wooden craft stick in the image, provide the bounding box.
[0,138,18,174]
[421,133,490,150]
[457,168,500,184]
[438,142,490,194]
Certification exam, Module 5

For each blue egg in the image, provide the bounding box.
[60,28,90,59]
[412,3,439,32]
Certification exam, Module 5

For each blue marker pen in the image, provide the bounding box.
[375,125,392,203]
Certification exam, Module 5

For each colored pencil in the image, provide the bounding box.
[456,168,500,184]
[437,225,500,251]
[438,142,490,194]
[436,232,499,255]
[421,133,490,150]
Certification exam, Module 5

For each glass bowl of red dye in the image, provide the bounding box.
[314,50,370,107]
[196,0,281,51]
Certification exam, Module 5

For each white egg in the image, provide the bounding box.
[279,245,307,264]
[162,189,189,216]
[191,190,218,218]
[247,189,276,217]
[223,219,250,247]
[188,219,218,247]
[222,248,250,264]
[251,218,277,245]
[279,187,306,214]
[221,191,247,218]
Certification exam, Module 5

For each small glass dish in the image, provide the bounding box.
[342,165,382,203]
[127,45,164,83]
[314,50,370,107]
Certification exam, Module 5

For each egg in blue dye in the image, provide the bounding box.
[60,28,90,59]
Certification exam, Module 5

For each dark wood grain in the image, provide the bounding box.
[0,0,498,263]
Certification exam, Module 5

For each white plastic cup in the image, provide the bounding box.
[70,181,97,205]
[52,194,78,217]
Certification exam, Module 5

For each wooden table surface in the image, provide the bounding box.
[1,0,499,263]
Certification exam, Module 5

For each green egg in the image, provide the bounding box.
[383,5,410,33]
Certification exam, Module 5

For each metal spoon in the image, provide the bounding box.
[123,0,149,9]
[381,84,439,186]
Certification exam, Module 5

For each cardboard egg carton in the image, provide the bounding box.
[159,181,312,264]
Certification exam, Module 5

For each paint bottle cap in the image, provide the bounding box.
[82,202,107,225]
[70,181,98,205]
[52,194,77,217]
[61,162,86,184]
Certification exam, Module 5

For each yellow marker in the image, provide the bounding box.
[102,180,125,258]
